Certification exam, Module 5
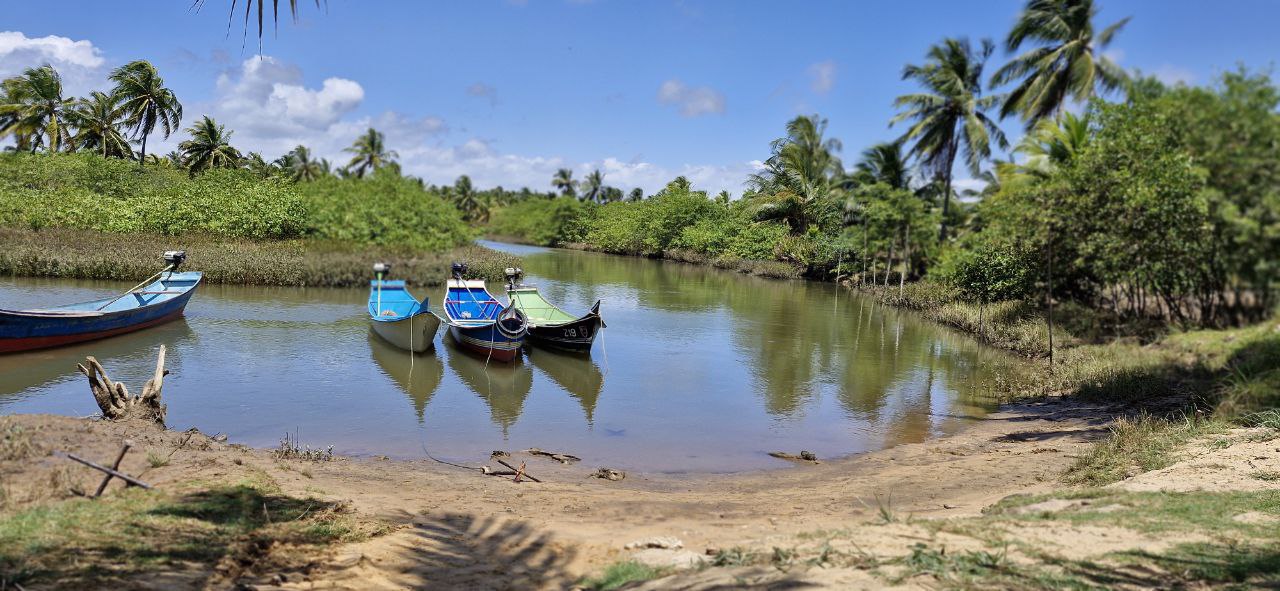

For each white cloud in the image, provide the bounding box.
[808,60,836,95]
[212,56,363,141]
[657,79,726,117]
[0,31,106,96]
[155,55,749,196]
[1152,64,1195,86]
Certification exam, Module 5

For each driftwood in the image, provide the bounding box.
[61,452,152,490]
[590,468,626,481]
[768,451,819,464]
[523,448,581,464]
[77,345,168,425]
[491,455,542,483]
[92,440,134,497]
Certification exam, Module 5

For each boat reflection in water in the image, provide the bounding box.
[0,318,196,399]
[527,347,603,425]
[367,331,444,422]
[445,338,532,434]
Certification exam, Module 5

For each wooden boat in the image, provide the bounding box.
[368,263,441,353]
[441,263,527,362]
[0,252,201,354]
[506,272,604,352]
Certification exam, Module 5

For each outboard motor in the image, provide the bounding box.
[503,267,524,290]
[451,261,469,280]
[373,262,391,279]
[163,250,187,270]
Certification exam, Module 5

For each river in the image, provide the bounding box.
[0,242,1015,472]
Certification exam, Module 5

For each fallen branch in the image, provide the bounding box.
[92,440,133,498]
[523,448,581,464]
[76,346,168,425]
[492,456,541,483]
[60,452,152,490]
[768,451,820,464]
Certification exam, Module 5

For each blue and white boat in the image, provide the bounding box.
[368,263,441,353]
[0,251,201,354]
[441,263,527,362]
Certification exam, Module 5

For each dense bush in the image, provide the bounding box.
[0,153,473,251]
[296,169,472,251]
[0,152,306,240]
[485,196,586,246]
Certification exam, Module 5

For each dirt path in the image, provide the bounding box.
[2,399,1114,589]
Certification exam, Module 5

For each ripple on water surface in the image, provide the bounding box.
[0,244,1014,472]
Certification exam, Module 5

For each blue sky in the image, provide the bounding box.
[2,0,1276,194]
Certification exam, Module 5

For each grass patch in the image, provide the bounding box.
[1065,413,1228,486]
[0,227,520,287]
[579,560,664,590]
[0,417,39,462]
[985,489,1280,538]
[0,480,367,588]
[1114,541,1280,587]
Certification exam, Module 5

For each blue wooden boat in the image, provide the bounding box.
[441,263,527,362]
[0,252,201,354]
[368,263,441,353]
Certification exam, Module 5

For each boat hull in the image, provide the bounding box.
[370,311,441,353]
[0,273,201,354]
[448,324,523,362]
[527,313,603,352]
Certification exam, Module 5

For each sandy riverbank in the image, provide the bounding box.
[1,398,1116,589]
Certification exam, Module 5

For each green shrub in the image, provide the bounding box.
[297,170,472,250]
[485,196,586,246]
[0,153,305,240]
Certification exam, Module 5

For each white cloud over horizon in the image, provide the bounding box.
[0,31,107,96]
[656,79,726,117]
[0,32,754,196]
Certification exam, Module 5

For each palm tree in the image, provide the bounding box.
[284,144,326,182]
[201,0,323,40]
[344,128,397,178]
[163,150,184,168]
[1011,111,1091,178]
[66,91,132,159]
[110,60,182,164]
[854,141,911,190]
[551,168,577,198]
[747,114,844,233]
[892,37,1007,241]
[581,169,605,203]
[627,187,645,202]
[241,151,277,177]
[991,0,1129,124]
[0,65,75,153]
[178,116,242,175]
[451,175,484,221]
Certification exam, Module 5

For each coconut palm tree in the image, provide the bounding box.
[627,187,645,202]
[284,144,326,182]
[991,0,1129,124]
[747,114,844,233]
[451,175,484,221]
[854,141,911,190]
[178,116,242,175]
[109,60,182,164]
[0,65,75,153]
[201,0,323,40]
[892,37,1007,241]
[344,128,397,178]
[66,91,132,159]
[551,168,577,198]
[581,169,605,203]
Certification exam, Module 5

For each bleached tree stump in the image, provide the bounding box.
[77,345,168,425]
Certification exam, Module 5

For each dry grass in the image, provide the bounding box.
[0,227,520,287]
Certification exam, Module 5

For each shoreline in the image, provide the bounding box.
[0,398,1111,588]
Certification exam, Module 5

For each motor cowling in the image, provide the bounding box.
[163,250,187,269]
